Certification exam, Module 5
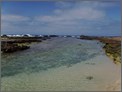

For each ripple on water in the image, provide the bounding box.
[1,38,103,77]
[2,38,119,91]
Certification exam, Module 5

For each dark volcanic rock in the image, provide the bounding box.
[1,43,30,53]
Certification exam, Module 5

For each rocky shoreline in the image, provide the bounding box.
[1,35,121,64]
[1,36,50,53]
[102,41,121,64]
[80,35,121,64]
[1,42,31,53]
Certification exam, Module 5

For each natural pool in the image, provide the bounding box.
[1,37,121,91]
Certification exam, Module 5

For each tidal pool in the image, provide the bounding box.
[1,37,121,91]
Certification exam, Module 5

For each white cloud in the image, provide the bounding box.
[35,2,105,24]
[1,15,30,22]
[55,1,73,9]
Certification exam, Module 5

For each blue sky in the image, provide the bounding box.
[1,1,121,36]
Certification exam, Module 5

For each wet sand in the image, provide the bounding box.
[1,37,121,91]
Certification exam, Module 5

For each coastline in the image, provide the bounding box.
[79,36,121,91]
[1,37,121,91]
[105,52,121,65]
[79,35,121,65]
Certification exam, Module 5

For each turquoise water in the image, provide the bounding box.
[2,37,120,91]
[1,38,103,77]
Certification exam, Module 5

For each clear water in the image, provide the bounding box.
[1,37,120,91]
[1,38,103,77]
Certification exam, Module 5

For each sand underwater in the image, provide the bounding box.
[1,37,121,91]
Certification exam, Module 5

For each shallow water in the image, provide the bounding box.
[1,37,121,91]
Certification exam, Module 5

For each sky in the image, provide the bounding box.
[1,0,121,36]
